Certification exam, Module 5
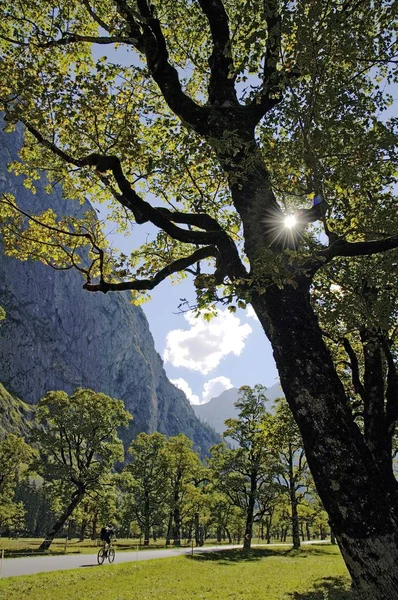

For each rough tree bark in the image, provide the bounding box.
[249,280,398,599]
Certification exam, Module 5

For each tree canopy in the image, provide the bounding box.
[32,387,131,548]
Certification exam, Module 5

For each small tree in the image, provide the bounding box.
[265,398,309,549]
[209,385,278,550]
[125,432,169,545]
[162,434,203,547]
[32,388,131,549]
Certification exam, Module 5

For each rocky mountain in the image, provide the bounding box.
[0,382,32,439]
[192,382,284,436]
[0,119,220,456]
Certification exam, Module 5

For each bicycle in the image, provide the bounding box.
[97,540,116,565]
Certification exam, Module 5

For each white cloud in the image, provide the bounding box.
[170,378,200,405]
[246,305,259,321]
[163,309,252,374]
[171,376,234,405]
[202,376,233,403]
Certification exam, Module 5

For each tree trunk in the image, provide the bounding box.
[165,511,173,546]
[265,514,272,544]
[173,504,181,546]
[251,280,398,599]
[288,445,300,549]
[39,488,85,551]
[194,513,200,547]
[243,472,257,550]
[144,495,150,545]
[216,525,222,543]
[79,517,87,542]
[91,510,98,540]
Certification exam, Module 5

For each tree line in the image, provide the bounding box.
[0,385,329,550]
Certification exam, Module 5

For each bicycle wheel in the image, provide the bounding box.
[97,548,105,565]
[108,547,115,563]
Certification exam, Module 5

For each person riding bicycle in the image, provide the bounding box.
[100,525,115,552]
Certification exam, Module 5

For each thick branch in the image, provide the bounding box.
[39,34,133,48]
[321,236,398,260]
[130,0,208,132]
[112,0,145,51]
[342,337,366,401]
[15,119,247,282]
[383,340,398,433]
[197,0,237,106]
[83,245,218,293]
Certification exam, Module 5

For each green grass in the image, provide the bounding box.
[0,545,357,600]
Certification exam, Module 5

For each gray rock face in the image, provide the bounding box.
[0,120,219,456]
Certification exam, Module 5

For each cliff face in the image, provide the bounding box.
[0,120,219,456]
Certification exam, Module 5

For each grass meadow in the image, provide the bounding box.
[0,545,357,600]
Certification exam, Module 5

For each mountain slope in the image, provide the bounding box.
[0,382,32,438]
[0,119,219,457]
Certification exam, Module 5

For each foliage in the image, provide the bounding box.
[124,432,169,541]
[0,433,33,532]
[31,388,131,545]
[0,1,395,304]
[32,388,131,489]
[161,434,204,545]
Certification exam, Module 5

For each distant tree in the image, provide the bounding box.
[32,388,131,549]
[264,398,309,549]
[0,434,33,533]
[209,385,279,550]
[162,434,203,546]
[125,432,169,545]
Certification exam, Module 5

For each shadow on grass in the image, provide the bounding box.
[288,576,357,600]
[187,547,289,564]
[3,548,82,558]
[187,545,337,565]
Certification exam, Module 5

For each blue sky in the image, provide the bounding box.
[96,213,280,405]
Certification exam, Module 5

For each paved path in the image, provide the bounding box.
[0,540,328,579]
[0,545,241,578]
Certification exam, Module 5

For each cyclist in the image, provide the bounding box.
[98,525,116,564]
[100,525,115,553]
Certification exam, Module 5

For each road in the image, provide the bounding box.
[0,545,241,578]
[0,540,328,579]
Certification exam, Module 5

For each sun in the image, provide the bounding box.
[284,214,297,229]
